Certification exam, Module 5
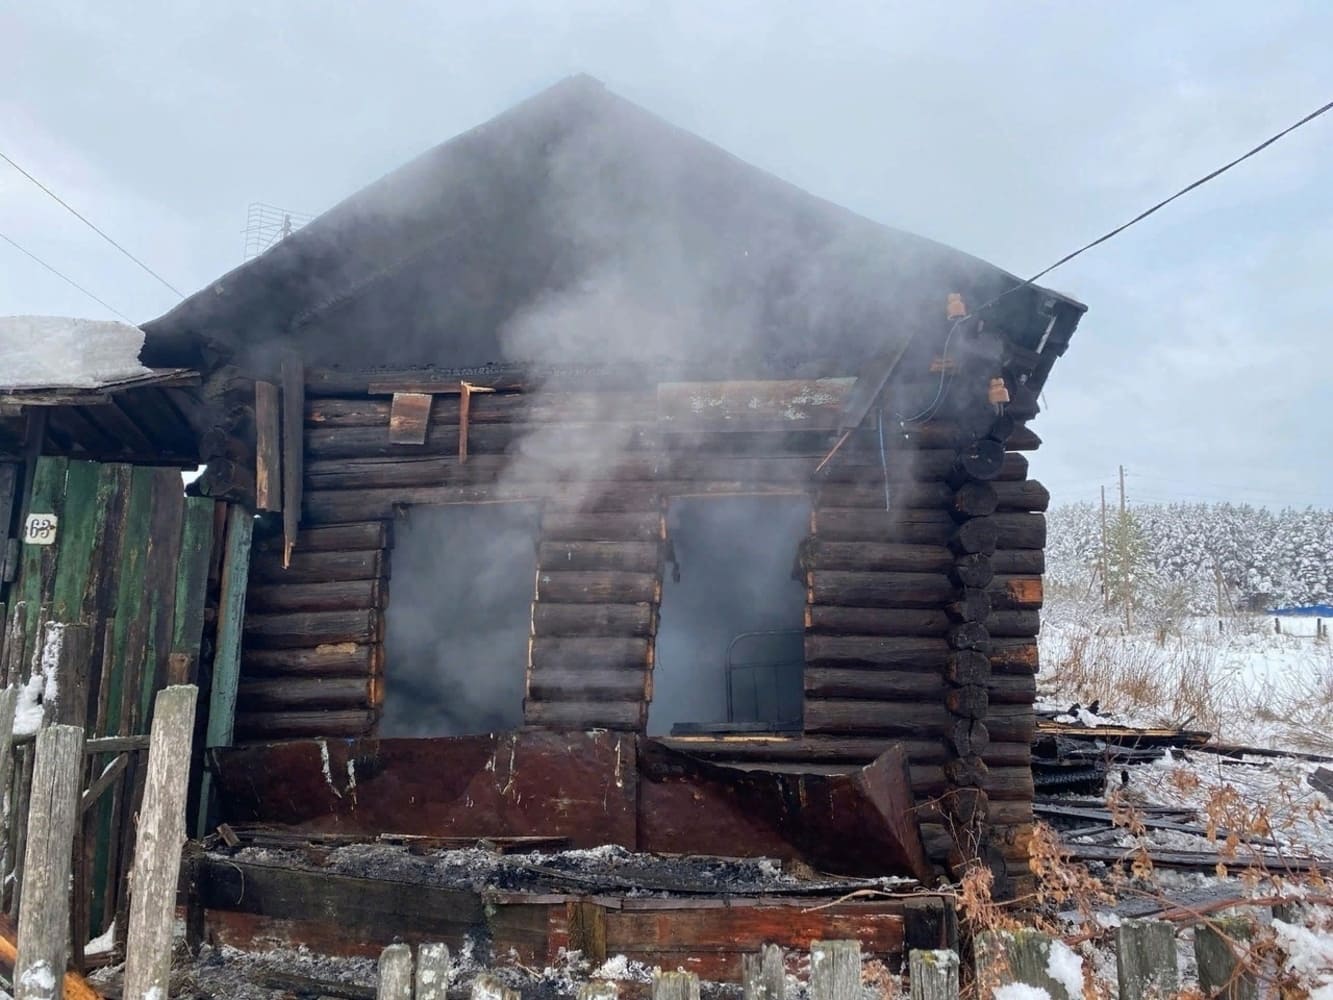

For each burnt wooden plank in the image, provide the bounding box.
[234,709,375,740]
[281,356,304,565]
[807,571,954,609]
[388,392,432,446]
[242,644,379,677]
[537,541,660,573]
[250,548,385,584]
[803,635,950,669]
[529,637,652,672]
[537,571,659,605]
[243,609,377,649]
[236,677,375,711]
[254,381,281,511]
[531,602,656,638]
[254,522,389,553]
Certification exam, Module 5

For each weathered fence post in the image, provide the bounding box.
[122,685,199,1000]
[652,970,701,1000]
[975,930,1079,1000]
[742,944,785,1000]
[472,972,521,1000]
[909,949,959,1000]
[376,943,413,1000]
[810,940,861,1000]
[14,723,84,1000]
[1195,916,1258,1000]
[1116,919,1178,1000]
[414,942,451,1000]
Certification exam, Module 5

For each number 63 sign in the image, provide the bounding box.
[22,513,59,545]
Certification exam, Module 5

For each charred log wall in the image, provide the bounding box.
[234,370,1048,882]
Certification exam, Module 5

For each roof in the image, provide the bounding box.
[142,75,1085,376]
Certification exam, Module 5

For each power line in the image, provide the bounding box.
[968,95,1333,318]
[0,149,185,297]
[0,229,134,322]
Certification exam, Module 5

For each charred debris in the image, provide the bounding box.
[0,76,1086,973]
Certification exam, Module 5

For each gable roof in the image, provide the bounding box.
[142,75,1084,377]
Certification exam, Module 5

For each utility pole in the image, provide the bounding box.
[1099,485,1108,609]
[1119,465,1132,630]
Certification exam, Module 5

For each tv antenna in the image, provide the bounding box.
[243,202,313,260]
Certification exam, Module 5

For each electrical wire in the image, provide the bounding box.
[966,96,1333,321]
[0,149,185,297]
[0,229,134,322]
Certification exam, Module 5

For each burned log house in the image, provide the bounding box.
[3,76,1083,973]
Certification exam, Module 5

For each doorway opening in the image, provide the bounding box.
[648,495,810,737]
[380,503,539,737]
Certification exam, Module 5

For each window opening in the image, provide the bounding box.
[380,502,539,737]
[648,495,810,737]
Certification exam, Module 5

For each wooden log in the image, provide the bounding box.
[803,668,941,701]
[944,651,991,685]
[529,637,652,672]
[810,940,861,1000]
[986,706,1036,745]
[991,512,1046,549]
[945,686,988,719]
[15,724,83,1000]
[541,512,662,542]
[242,643,379,679]
[40,623,92,729]
[250,548,385,584]
[305,483,665,523]
[950,554,993,589]
[657,378,854,430]
[949,719,990,758]
[255,522,388,553]
[946,589,992,623]
[951,482,997,519]
[243,609,378,649]
[377,942,414,1000]
[811,508,954,545]
[988,639,1039,674]
[803,700,946,738]
[804,606,950,637]
[532,602,656,638]
[305,421,653,460]
[1116,919,1179,1000]
[986,611,1040,638]
[233,709,375,740]
[415,943,451,1000]
[236,677,375,710]
[989,576,1044,611]
[307,391,652,426]
[537,571,659,605]
[948,518,997,556]
[952,439,1006,482]
[122,686,198,1000]
[1194,916,1256,1000]
[988,674,1037,705]
[975,930,1077,1000]
[909,949,959,1000]
[989,550,1044,575]
[652,971,700,1000]
[522,700,644,731]
[807,542,951,574]
[803,635,949,669]
[807,571,953,609]
[947,622,989,652]
[742,944,785,1000]
[247,579,383,614]
[993,480,1050,512]
[255,381,282,511]
[537,541,660,573]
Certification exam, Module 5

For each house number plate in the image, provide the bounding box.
[22,513,58,545]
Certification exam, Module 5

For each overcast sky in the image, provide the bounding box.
[2,2,1330,509]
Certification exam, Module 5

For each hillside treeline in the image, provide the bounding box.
[1047,502,1333,612]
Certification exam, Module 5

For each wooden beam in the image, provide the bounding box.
[254,381,282,511]
[281,356,304,567]
[123,686,198,1000]
[458,382,495,463]
[15,724,84,1000]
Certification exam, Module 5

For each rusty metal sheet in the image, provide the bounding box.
[210,730,637,846]
[637,742,934,882]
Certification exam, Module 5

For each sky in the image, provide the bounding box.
[1,1,1330,510]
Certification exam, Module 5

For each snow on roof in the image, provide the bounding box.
[0,315,153,390]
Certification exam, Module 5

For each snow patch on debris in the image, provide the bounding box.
[992,985,1051,1000]
[85,921,116,955]
[0,316,151,389]
[1044,939,1084,998]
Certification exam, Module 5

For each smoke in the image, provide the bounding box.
[380,502,539,737]
[648,495,810,736]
